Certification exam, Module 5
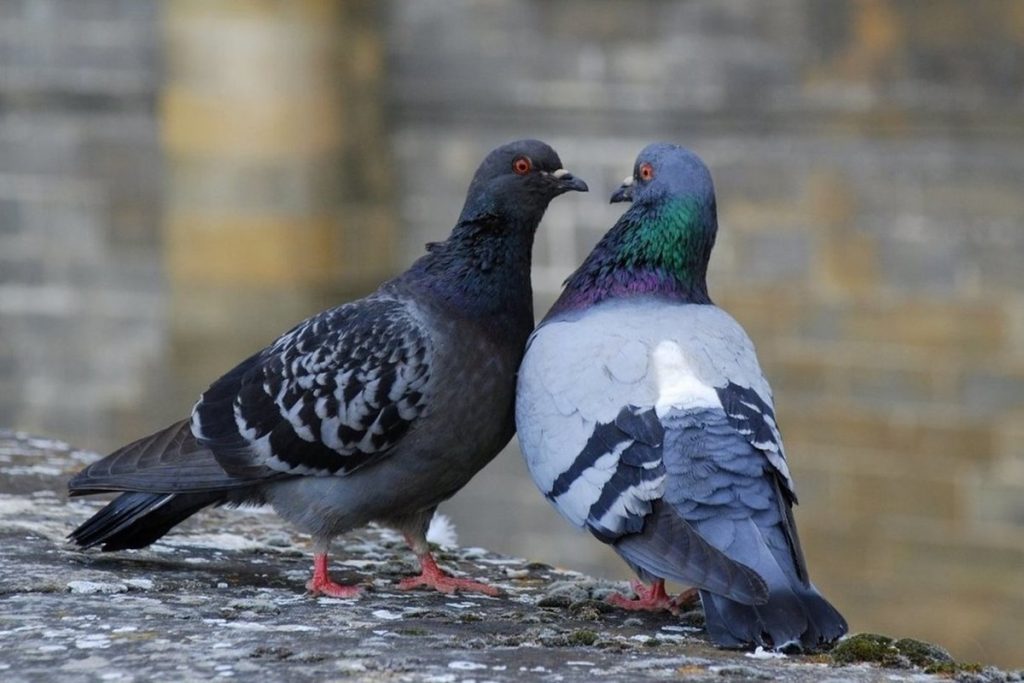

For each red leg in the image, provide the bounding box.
[305,552,362,598]
[607,579,698,614]
[397,551,501,596]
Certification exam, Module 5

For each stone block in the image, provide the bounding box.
[881,525,1024,599]
[969,473,1024,528]
[845,470,962,523]
[736,230,813,284]
[840,361,955,408]
[0,198,20,234]
[162,87,346,160]
[992,408,1024,464]
[878,232,958,293]
[168,157,341,216]
[796,524,890,590]
[779,404,995,464]
[167,214,344,286]
[960,366,1024,415]
[838,300,1008,355]
[817,231,880,297]
[713,291,814,341]
[759,348,831,398]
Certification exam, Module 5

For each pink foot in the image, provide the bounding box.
[306,552,363,598]
[607,579,698,614]
[397,552,501,596]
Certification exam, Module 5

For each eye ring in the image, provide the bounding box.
[639,162,654,182]
[512,156,532,175]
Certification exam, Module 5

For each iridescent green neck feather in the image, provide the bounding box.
[621,198,712,282]
[551,196,716,315]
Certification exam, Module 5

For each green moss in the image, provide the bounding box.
[567,599,612,622]
[642,637,661,648]
[893,638,952,667]
[396,628,429,636]
[833,633,976,675]
[567,629,598,646]
[923,661,983,676]
[831,633,904,667]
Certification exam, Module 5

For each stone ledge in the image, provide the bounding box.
[1,430,1018,682]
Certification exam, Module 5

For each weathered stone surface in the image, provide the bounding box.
[3,431,1019,682]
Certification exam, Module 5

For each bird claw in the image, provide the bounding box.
[306,577,363,599]
[395,569,499,593]
[606,580,697,614]
[397,572,501,596]
[306,552,362,598]
[397,550,502,596]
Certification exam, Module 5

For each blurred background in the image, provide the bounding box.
[1,0,1022,668]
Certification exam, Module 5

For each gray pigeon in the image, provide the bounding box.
[515,143,846,650]
[69,139,587,598]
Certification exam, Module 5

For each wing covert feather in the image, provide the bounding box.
[192,296,433,478]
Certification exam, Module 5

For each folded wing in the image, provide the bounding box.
[193,295,434,479]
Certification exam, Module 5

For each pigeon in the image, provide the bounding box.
[68,139,587,598]
[515,143,847,651]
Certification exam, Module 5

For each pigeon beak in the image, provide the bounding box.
[610,175,634,203]
[552,168,588,194]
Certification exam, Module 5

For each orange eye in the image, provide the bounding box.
[639,162,654,182]
[513,156,532,175]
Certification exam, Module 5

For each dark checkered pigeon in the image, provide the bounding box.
[67,139,588,598]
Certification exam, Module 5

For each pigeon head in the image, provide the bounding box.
[549,143,718,315]
[458,139,588,226]
[407,140,586,324]
[610,143,715,213]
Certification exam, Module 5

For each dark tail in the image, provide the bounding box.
[67,420,269,551]
[700,579,847,652]
[69,490,227,551]
[695,510,848,651]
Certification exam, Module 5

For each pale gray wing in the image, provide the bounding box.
[519,301,793,505]
[516,305,769,604]
[646,303,795,500]
[516,314,657,531]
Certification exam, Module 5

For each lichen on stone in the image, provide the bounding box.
[566,629,599,646]
[832,632,986,677]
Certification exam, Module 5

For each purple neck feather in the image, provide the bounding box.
[548,266,708,317]
[547,197,715,318]
[400,216,536,330]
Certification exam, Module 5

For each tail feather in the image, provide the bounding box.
[69,491,226,551]
[693,516,847,651]
[613,501,768,606]
[68,420,276,495]
[68,420,277,551]
[701,581,847,652]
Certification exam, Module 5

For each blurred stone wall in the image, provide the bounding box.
[0,0,396,442]
[0,0,166,443]
[162,0,395,403]
[387,0,1024,668]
